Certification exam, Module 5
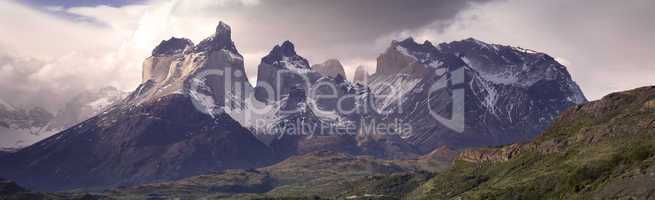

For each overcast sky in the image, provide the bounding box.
[1,0,653,110]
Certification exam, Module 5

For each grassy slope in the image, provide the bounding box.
[408,86,655,200]
[106,169,273,199]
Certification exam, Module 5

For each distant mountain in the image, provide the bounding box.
[0,101,53,148]
[0,102,52,135]
[353,65,369,83]
[0,87,126,148]
[311,59,347,79]
[0,99,15,111]
[47,86,127,131]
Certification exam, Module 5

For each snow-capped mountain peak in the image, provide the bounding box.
[438,38,586,103]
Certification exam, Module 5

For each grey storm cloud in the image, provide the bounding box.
[224,0,490,43]
[205,0,492,55]
[166,0,496,82]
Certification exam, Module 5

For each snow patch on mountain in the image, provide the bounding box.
[277,56,311,74]
[395,46,413,58]
[188,88,218,118]
[369,74,421,111]
[470,72,501,117]
[368,37,588,151]
[462,56,520,85]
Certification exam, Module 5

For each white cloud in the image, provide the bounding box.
[0,0,268,109]
[0,1,151,109]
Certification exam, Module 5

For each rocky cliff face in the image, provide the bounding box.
[246,40,422,159]
[367,37,586,152]
[142,37,194,84]
[0,87,125,148]
[132,21,251,108]
[311,59,347,79]
[353,65,369,83]
[254,41,320,103]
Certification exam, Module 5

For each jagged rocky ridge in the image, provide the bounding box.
[311,59,347,79]
[368,37,586,152]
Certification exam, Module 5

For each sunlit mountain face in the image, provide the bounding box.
[0,0,654,199]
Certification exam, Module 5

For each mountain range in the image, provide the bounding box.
[0,21,588,194]
[0,87,126,148]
